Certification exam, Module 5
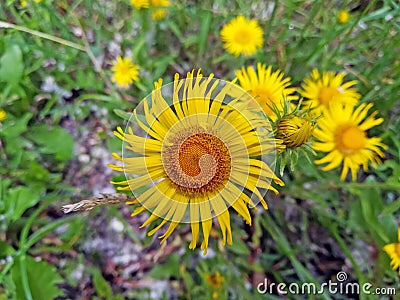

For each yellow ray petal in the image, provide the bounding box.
[199,200,212,254]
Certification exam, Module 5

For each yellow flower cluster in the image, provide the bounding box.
[131,0,170,20]
[218,14,374,180]
[300,69,387,181]
[107,11,388,259]
[108,65,388,255]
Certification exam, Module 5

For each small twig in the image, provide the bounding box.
[70,16,104,75]
[0,20,86,51]
[0,20,112,87]
[61,193,136,214]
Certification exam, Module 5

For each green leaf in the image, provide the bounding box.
[165,19,183,41]
[198,11,212,56]
[3,136,36,170]
[11,256,63,300]
[378,214,398,243]
[290,149,299,172]
[0,44,24,85]
[0,274,16,300]
[351,186,383,219]
[0,179,11,211]
[226,237,250,255]
[150,254,181,279]
[381,197,400,215]
[25,217,74,250]
[21,161,51,184]
[3,186,41,222]
[279,151,289,177]
[152,54,177,79]
[113,109,133,121]
[348,199,366,230]
[0,241,15,257]
[92,268,113,300]
[0,113,32,137]
[27,125,74,161]
[106,135,123,153]
[350,188,389,244]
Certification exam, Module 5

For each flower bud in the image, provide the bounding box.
[276,115,315,148]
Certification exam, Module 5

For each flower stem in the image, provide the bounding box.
[0,20,86,51]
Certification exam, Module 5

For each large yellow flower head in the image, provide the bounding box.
[111,56,140,88]
[220,15,264,56]
[300,69,361,115]
[235,63,298,118]
[383,228,400,274]
[312,102,387,181]
[109,70,284,254]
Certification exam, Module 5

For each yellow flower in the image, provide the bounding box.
[111,56,139,87]
[337,10,350,24]
[0,109,6,122]
[383,228,400,274]
[300,69,361,115]
[109,70,284,254]
[312,102,387,181]
[220,15,264,56]
[150,0,169,20]
[235,63,298,118]
[205,271,224,289]
[20,0,41,7]
[152,9,167,20]
[131,0,149,9]
[277,115,315,148]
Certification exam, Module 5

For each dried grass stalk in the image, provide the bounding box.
[61,193,137,213]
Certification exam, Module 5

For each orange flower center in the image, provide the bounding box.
[318,86,340,105]
[179,135,217,177]
[336,125,366,153]
[206,272,223,289]
[163,130,231,195]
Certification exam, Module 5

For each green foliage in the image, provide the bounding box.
[92,268,113,300]
[11,256,63,300]
[0,44,24,86]
[150,254,181,279]
[27,125,74,161]
[2,186,41,223]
